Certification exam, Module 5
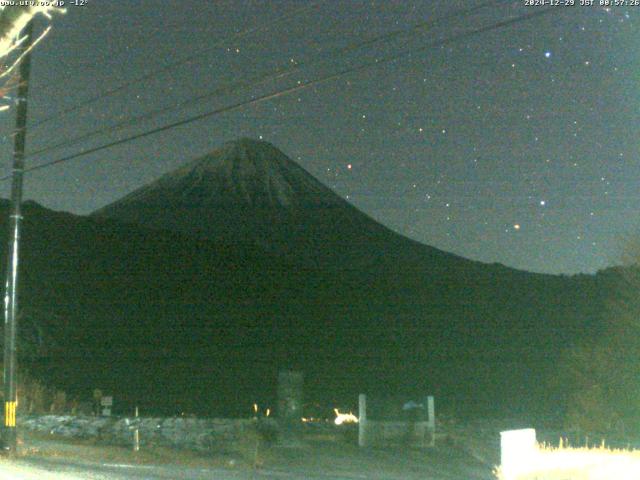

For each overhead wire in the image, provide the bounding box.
[26,0,507,160]
[29,1,320,129]
[0,5,563,182]
[40,18,191,82]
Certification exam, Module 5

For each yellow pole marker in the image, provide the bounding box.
[4,401,16,427]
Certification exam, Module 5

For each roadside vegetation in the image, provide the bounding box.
[557,264,640,438]
[495,441,640,480]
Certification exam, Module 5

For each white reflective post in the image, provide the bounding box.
[426,396,435,447]
[500,428,537,479]
[358,394,367,447]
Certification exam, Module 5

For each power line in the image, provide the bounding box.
[13,6,561,179]
[29,2,319,130]
[40,16,215,89]
[27,0,506,160]
[324,0,506,58]
[1,6,562,182]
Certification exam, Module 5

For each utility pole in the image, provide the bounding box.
[2,19,34,454]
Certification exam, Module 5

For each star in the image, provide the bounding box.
[21,0,637,276]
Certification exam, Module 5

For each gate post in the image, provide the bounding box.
[277,370,304,446]
[426,396,435,447]
[358,393,367,447]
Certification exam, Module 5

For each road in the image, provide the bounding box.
[0,457,257,480]
[0,452,494,480]
[5,426,496,480]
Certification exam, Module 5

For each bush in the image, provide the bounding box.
[0,365,72,415]
[558,266,640,437]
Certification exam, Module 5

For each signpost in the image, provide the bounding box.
[100,396,113,417]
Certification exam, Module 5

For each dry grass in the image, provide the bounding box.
[494,441,640,480]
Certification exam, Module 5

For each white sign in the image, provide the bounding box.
[100,396,113,407]
[500,428,537,478]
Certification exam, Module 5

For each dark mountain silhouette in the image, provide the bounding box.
[92,138,470,269]
[0,139,611,418]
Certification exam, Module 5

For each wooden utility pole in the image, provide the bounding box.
[2,19,33,454]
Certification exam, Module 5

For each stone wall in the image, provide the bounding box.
[20,414,275,452]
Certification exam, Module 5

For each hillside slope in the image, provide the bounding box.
[0,140,608,417]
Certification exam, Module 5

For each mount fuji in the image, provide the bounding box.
[0,138,608,417]
[92,138,468,269]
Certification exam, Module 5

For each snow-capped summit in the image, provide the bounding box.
[169,138,341,209]
[97,138,340,213]
[92,138,456,266]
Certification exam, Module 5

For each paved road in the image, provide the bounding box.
[0,458,273,480]
[0,455,493,480]
[0,430,496,480]
[0,458,259,479]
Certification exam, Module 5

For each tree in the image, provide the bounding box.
[559,264,640,436]
[0,5,63,109]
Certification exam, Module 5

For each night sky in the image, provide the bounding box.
[0,0,637,275]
